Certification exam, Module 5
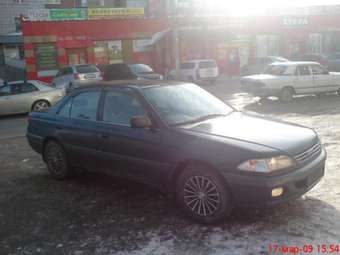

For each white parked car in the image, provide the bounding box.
[52,64,102,91]
[241,61,340,102]
[168,59,219,84]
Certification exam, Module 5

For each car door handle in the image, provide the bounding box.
[55,126,63,130]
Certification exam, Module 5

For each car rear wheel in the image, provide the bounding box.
[44,140,73,180]
[176,164,232,224]
[32,100,50,112]
[279,87,294,103]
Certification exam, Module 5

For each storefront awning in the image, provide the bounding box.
[0,32,23,44]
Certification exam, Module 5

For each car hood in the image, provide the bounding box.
[180,112,318,156]
[242,74,276,81]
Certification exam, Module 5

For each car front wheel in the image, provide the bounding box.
[44,140,73,180]
[279,87,294,103]
[176,164,232,224]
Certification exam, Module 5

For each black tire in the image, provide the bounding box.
[43,140,73,180]
[279,87,294,103]
[31,100,51,112]
[176,164,232,224]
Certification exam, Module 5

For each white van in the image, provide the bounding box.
[168,59,219,84]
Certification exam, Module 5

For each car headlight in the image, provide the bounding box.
[238,155,296,173]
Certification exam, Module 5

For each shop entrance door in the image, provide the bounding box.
[67,48,87,65]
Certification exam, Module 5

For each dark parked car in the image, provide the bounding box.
[241,56,289,76]
[101,63,163,81]
[325,52,340,72]
[27,80,326,224]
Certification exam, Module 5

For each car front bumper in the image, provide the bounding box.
[223,148,326,207]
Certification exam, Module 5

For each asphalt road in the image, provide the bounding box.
[0,114,27,139]
[1,80,340,254]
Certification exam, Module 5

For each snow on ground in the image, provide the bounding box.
[1,85,340,255]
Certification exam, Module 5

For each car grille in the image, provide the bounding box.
[294,142,322,164]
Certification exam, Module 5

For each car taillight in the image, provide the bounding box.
[74,73,80,80]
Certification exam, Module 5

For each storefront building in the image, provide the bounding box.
[22,12,340,80]
[22,17,169,82]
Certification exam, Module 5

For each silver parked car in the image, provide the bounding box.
[52,64,103,89]
[0,80,65,116]
[241,61,340,102]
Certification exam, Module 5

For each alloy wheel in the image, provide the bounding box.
[183,176,221,216]
[33,101,49,111]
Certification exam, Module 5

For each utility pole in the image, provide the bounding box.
[170,0,181,79]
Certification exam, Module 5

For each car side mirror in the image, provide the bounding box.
[130,116,153,129]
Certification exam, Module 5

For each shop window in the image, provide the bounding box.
[308,33,322,54]
[35,44,58,71]
[256,35,279,57]
[94,40,122,65]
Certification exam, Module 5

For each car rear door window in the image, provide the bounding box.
[102,90,146,126]
[70,91,100,121]
[297,65,311,76]
[10,82,38,95]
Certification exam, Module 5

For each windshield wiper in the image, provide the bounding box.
[172,113,230,127]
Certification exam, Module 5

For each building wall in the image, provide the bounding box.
[0,0,46,34]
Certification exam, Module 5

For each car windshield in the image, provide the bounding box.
[128,64,154,74]
[180,62,196,69]
[198,61,217,68]
[142,83,233,126]
[75,65,99,74]
[263,65,292,75]
[270,57,289,62]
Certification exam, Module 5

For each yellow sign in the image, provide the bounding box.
[88,8,144,19]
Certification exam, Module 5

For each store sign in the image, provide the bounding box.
[46,0,61,3]
[49,9,87,20]
[27,10,49,21]
[107,41,123,64]
[88,8,144,19]
[283,17,308,26]
[27,9,87,21]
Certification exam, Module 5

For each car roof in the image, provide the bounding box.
[270,61,320,66]
[72,80,188,91]
[183,59,216,63]
[2,80,38,85]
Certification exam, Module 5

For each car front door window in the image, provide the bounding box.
[298,65,311,76]
[102,90,146,126]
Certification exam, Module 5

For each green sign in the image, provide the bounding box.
[49,9,87,21]
[36,44,58,71]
